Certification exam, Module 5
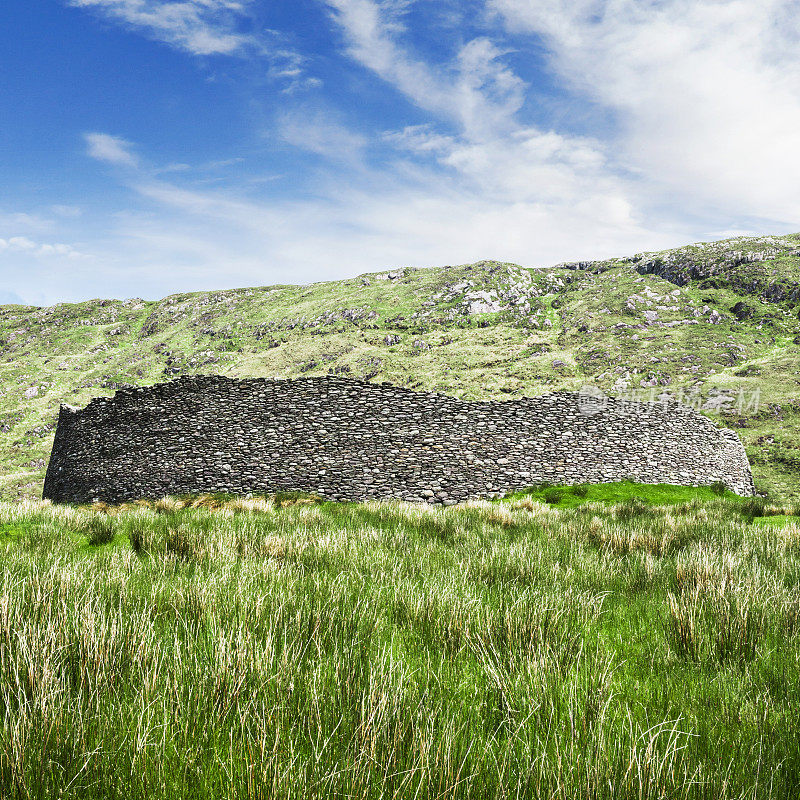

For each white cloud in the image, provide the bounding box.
[85,132,139,167]
[67,0,255,56]
[392,125,611,204]
[278,108,368,163]
[318,0,662,257]
[453,37,525,136]
[67,1,319,89]
[384,125,454,153]
[56,0,698,306]
[4,109,691,306]
[0,236,84,259]
[490,0,800,224]
[269,50,324,92]
[323,0,524,138]
[51,204,83,218]
[0,210,53,232]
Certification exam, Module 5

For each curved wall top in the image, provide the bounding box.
[43,375,755,503]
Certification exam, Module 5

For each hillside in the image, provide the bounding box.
[2,232,799,501]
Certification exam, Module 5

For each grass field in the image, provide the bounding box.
[1,487,799,798]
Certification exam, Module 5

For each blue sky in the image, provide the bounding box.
[2,0,799,305]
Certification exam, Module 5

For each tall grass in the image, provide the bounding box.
[0,496,798,798]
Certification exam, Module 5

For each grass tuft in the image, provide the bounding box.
[79,512,116,546]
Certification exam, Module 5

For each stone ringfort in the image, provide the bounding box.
[43,375,755,504]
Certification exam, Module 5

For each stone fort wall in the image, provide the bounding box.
[43,375,755,504]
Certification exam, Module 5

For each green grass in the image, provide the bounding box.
[0,523,27,541]
[504,480,741,508]
[752,514,800,527]
[0,493,799,798]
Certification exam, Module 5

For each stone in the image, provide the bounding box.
[464,291,503,315]
[42,375,755,504]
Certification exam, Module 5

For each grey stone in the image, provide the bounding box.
[42,375,755,504]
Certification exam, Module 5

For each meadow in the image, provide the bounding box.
[1,486,799,799]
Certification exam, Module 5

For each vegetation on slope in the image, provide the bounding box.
[1,492,799,798]
[1,232,799,501]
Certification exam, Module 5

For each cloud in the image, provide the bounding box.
[67,1,320,89]
[489,0,800,224]
[85,132,139,167]
[0,210,53,232]
[51,205,83,218]
[67,0,255,56]
[322,0,525,138]
[268,50,324,92]
[317,0,661,255]
[452,37,526,136]
[135,173,667,284]
[390,124,611,204]
[0,236,84,259]
[59,0,698,307]
[278,108,368,163]
[10,104,687,306]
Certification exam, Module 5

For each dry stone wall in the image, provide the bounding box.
[43,375,755,504]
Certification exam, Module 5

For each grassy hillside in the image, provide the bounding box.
[2,232,799,501]
[1,490,799,798]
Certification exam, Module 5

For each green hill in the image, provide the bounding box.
[2,232,799,501]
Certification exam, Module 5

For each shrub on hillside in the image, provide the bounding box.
[542,488,563,505]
